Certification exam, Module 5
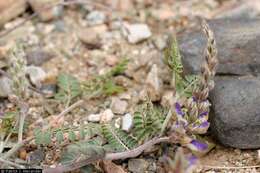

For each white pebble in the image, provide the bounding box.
[122,23,152,44]
[122,113,133,132]
[100,109,114,123]
[87,113,102,122]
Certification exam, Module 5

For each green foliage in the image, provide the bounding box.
[60,137,105,166]
[164,38,199,96]
[180,75,200,97]
[33,123,102,146]
[107,58,129,76]
[8,41,29,98]
[133,101,166,142]
[102,124,138,152]
[164,37,183,90]
[81,59,128,99]
[55,74,81,106]
[34,128,52,146]
[103,80,124,96]
[0,111,17,135]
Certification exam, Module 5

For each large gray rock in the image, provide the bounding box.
[215,0,260,19]
[179,18,260,76]
[210,76,260,149]
[179,18,260,149]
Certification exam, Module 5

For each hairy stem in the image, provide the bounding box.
[43,137,170,173]
[18,102,29,143]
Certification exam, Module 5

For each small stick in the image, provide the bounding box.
[0,158,25,168]
[56,100,83,121]
[202,165,260,170]
[43,137,170,173]
[18,102,29,143]
[105,137,170,160]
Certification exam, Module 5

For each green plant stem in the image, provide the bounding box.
[179,77,199,97]
[18,102,29,143]
[56,100,83,121]
[160,110,173,136]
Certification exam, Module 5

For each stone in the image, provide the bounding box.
[145,64,163,101]
[0,76,13,97]
[40,84,56,96]
[28,0,63,22]
[122,23,152,44]
[106,0,134,11]
[26,49,54,66]
[128,159,149,173]
[77,25,108,49]
[210,76,260,149]
[86,10,106,26]
[153,35,168,50]
[88,109,114,123]
[100,109,114,123]
[111,98,128,114]
[27,149,45,165]
[87,113,101,122]
[26,66,47,88]
[179,18,260,76]
[214,0,260,19]
[122,113,133,132]
[179,18,260,149]
[151,6,175,21]
[105,55,118,66]
[160,90,174,108]
[0,0,27,27]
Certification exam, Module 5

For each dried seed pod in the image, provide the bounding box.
[198,20,218,101]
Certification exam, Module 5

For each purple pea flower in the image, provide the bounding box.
[187,139,208,152]
[186,155,198,173]
[175,102,185,117]
[192,96,197,102]
[187,155,197,166]
[198,111,208,118]
[199,121,209,128]
[191,121,210,134]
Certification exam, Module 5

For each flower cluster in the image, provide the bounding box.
[8,41,29,99]
[166,21,218,172]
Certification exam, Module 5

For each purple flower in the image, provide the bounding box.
[188,140,208,151]
[198,111,208,118]
[192,96,197,102]
[187,155,197,165]
[186,155,198,173]
[190,120,209,134]
[199,121,209,128]
[175,102,184,117]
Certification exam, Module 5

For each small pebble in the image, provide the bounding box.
[86,10,106,26]
[111,97,128,114]
[0,76,13,97]
[87,113,102,122]
[122,113,133,132]
[26,66,47,88]
[122,23,152,44]
[100,109,114,123]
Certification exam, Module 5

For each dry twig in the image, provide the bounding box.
[0,157,25,168]
[202,165,260,170]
